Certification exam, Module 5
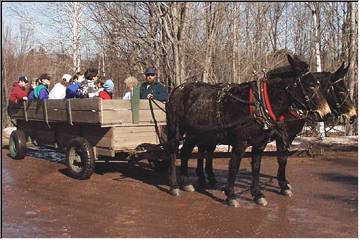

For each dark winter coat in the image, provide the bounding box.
[140,82,168,101]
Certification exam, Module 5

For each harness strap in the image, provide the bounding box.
[263,81,285,122]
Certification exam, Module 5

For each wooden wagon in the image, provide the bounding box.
[7,96,168,179]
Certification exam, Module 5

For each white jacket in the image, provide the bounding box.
[49,83,66,99]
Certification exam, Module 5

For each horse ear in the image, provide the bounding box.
[331,62,349,81]
[287,54,309,73]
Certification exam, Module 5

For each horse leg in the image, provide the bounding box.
[205,144,217,187]
[251,143,268,206]
[224,143,246,208]
[179,140,195,192]
[166,104,181,196]
[196,157,206,188]
[276,139,293,197]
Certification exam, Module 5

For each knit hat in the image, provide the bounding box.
[19,75,29,83]
[62,74,72,83]
[144,67,156,75]
[103,79,114,93]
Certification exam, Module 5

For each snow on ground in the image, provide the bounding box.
[197,136,358,153]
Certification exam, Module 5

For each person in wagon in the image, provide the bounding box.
[8,75,29,104]
[28,78,39,101]
[66,71,84,98]
[34,73,51,100]
[48,74,72,99]
[96,78,114,100]
[123,76,138,100]
[77,67,99,98]
[140,67,168,102]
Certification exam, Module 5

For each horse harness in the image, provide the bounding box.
[327,78,351,116]
[215,79,289,145]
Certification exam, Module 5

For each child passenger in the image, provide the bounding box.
[123,76,138,100]
[49,74,72,99]
[66,72,84,98]
[78,68,99,98]
[34,73,51,100]
[97,78,114,100]
[28,78,39,101]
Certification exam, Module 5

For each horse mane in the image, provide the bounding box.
[266,65,296,79]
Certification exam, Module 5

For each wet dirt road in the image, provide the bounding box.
[2,146,357,237]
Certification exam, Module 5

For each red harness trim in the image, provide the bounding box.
[249,81,285,122]
[263,81,277,121]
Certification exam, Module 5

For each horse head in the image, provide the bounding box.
[265,54,331,121]
[323,62,356,124]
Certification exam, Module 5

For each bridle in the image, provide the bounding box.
[327,78,351,116]
[284,71,320,113]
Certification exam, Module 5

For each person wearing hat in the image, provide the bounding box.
[97,79,114,100]
[9,75,29,104]
[49,73,72,99]
[34,73,51,100]
[140,67,168,101]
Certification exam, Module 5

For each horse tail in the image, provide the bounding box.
[165,101,180,154]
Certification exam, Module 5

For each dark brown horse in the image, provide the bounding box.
[194,62,357,200]
[165,54,332,207]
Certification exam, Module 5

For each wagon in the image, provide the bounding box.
[7,94,168,179]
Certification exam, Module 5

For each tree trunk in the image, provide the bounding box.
[72,2,81,72]
[310,3,326,138]
[346,2,357,135]
[231,3,239,83]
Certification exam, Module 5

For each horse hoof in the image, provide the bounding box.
[227,199,240,208]
[182,184,195,192]
[281,189,293,197]
[169,188,180,196]
[256,197,268,206]
[287,184,292,190]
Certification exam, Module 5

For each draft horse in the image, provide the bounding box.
[194,62,357,199]
[165,54,332,207]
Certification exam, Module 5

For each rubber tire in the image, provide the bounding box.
[9,130,27,159]
[66,137,95,180]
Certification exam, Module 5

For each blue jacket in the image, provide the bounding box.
[66,82,81,98]
[28,90,35,101]
[140,82,168,101]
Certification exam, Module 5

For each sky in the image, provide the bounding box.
[2,2,99,57]
[2,2,51,45]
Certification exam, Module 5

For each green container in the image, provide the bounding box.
[131,84,140,124]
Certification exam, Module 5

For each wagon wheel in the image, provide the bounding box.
[9,130,27,159]
[66,137,95,180]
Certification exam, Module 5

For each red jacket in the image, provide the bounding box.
[98,90,112,100]
[9,82,27,104]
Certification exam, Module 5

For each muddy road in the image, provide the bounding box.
[2,145,357,237]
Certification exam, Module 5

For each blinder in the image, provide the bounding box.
[284,71,321,115]
[327,78,351,115]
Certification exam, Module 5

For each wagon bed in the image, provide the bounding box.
[9,98,166,157]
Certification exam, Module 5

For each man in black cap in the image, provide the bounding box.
[140,67,168,101]
[9,75,29,103]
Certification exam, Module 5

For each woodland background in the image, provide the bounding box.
[2,2,358,134]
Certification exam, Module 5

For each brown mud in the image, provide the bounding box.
[2,145,357,237]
